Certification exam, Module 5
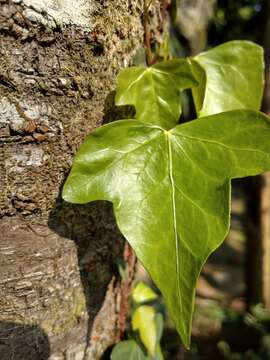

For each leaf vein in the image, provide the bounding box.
[174,133,270,157]
[166,133,184,334]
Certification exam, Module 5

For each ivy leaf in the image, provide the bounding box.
[62,110,270,347]
[154,313,164,360]
[132,306,164,360]
[132,282,158,304]
[115,60,198,129]
[132,305,157,357]
[191,41,264,117]
[111,340,147,360]
[155,313,164,344]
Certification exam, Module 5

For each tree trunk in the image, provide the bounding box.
[0,1,161,359]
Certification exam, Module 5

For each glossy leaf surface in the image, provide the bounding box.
[191,41,264,117]
[63,110,270,347]
[111,340,147,360]
[132,282,158,304]
[115,60,198,129]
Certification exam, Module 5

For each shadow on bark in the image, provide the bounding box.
[0,322,50,360]
[47,92,135,354]
[48,196,125,347]
[102,91,135,124]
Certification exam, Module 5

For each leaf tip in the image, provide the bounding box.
[181,333,191,350]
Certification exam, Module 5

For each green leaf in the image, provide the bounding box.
[154,313,164,360]
[62,110,270,347]
[111,340,147,360]
[132,305,157,357]
[132,282,158,304]
[155,346,164,360]
[115,60,198,129]
[191,41,264,117]
[155,313,164,344]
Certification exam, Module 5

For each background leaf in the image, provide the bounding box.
[111,340,147,360]
[191,41,264,116]
[132,282,158,304]
[155,313,164,344]
[132,306,157,357]
[115,60,198,129]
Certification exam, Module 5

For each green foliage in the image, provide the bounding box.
[111,282,164,360]
[217,305,270,359]
[62,41,269,348]
[115,60,197,129]
[111,340,147,360]
[132,282,158,304]
[191,41,264,117]
[132,305,161,358]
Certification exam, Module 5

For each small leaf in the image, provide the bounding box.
[132,306,157,357]
[115,60,198,129]
[111,340,147,360]
[118,261,129,280]
[132,282,158,304]
[155,313,164,344]
[155,346,164,360]
[191,41,264,117]
[63,110,270,347]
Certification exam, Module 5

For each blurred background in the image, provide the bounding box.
[136,1,270,359]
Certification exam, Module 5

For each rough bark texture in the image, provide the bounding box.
[0,1,162,358]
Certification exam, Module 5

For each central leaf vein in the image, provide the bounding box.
[166,133,183,333]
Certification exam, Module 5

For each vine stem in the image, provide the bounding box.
[118,242,137,337]
[143,0,154,66]
[144,0,171,65]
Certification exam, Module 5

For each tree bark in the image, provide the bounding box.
[0,1,161,359]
